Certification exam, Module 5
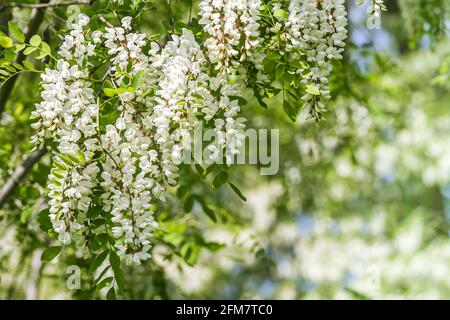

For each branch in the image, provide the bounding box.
[0,0,90,11]
[0,149,47,209]
[0,0,50,117]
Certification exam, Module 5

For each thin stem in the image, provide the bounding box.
[0,0,91,11]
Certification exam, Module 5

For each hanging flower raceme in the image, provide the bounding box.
[31,15,101,245]
[199,0,263,73]
[31,0,354,265]
[287,0,348,118]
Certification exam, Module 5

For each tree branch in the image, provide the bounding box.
[0,0,50,117]
[0,149,47,209]
[0,0,90,12]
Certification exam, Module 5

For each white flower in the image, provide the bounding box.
[78,14,90,27]
[92,30,103,44]
[121,16,133,30]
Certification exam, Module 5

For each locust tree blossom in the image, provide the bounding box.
[287,0,348,117]
[199,0,263,73]
[31,0,354,266]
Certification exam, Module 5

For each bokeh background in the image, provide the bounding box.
[1,0,450,299]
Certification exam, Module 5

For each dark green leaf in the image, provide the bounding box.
[41,246,62,262]
[109,251,125,290]
[213,171,228,189]
[229,182,247,201]
[90,250,109,272]
[106,287,116,300]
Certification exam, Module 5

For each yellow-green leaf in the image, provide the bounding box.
[103,88,115,97]
[29,35,41,47]
[305,84,320,96]
[8,21,25,43]
[23,46,37,55]
[0,36,13,48]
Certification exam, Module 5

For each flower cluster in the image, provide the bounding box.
[149,29,246,167]
[96,17,162,264]
[32,0,353,264]
[287,0,348,111]
[48,155,99,245]
[32,14,247,264]
[199,0,263,73]
[31,15,101,244]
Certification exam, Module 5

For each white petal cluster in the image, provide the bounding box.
[103,16,148,74]
[287,0,348,103]
[149,29,246,167]
[99,121,159,265]
[31,15,101,245]
[99,18,162,264]
[149,30,207,184]
[31,0,353,265]
[48,157,99,244]
[199,0,263,72]
[31,14,99,155]
[206,75,246,161]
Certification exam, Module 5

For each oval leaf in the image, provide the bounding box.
[41,246,62,262]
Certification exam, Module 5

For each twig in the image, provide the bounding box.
[0,0,90,11]
[0,149,47,209]
[0,0,50,117]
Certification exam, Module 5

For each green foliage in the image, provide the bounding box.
[0,0,449,300]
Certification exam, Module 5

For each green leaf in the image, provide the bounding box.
[87,205,102,219]
[273,9,289,20]
[195,196,217,222]
[91,237,104,252]
[41,246,62,262]
[4,48,15,60]
[0,58,8,67]
[283,99,298,122]
[275,64,285,81]
[229,182,247,201]
[40,42,51,54]
[4,65,16,73]
[36,48,49,60]
[8,21,25,43]
[305,84,320,96]
[89,250,109,272]
[109,251,125,290]
[183,195,194,212]
[206,241,225,251]
[114,87,127,95]
[180,243,199,266]
[96,277,113,291]
[23,46,37,56]
[203,163,219,178]
[194,164,204,177]
[103,88,115,97]
[37,208,52,232]
[106,287,116,300]
[95,265,111,284]
[0,36,13,48]
[213,171,228,190]
[12,63,23,71]
[131,70,144,89]
[29,35,41,47]
[14,43,26,52]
